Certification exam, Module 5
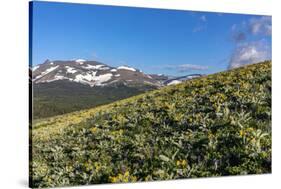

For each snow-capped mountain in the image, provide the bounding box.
[164,74,203,86]
[32,59,163,87]
[32,59,204,118]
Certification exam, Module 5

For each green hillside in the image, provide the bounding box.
[31,61,271,188]
[33,81,156,119]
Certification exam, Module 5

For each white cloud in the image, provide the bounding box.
[228,16,271,69]
[228,41,271,69]
[249,16,272,36]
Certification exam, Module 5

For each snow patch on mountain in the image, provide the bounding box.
[65,66,77,74]
[75,72,97,82]
[82,64,103,70]
[74,72,113,86]
[32,65,40,71]
[81,64,111,71]
[117,66,136,72]
[44,75,70,83]
[75,59,86,62]
[44,66,59,74]
[165,74,202,86]
[94,73,113,85]
[34,65,59,80]
[99,67,110,70]
[167,80,182,86]
[75,59,86,65]
[55,75,69,80]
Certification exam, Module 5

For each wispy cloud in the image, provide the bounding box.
[178,64,209,72]
[193,15,207,33]
[92,51,98,59]
[200,15,207,22]
[249,16,272,36]
[193,26,205,33]
[164,64,208,72]
[228,40,271,69]
[230,16,271,43]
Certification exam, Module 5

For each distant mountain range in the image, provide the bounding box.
[31,59,203,118]
[32,59,203,87]
[32,59,165,87]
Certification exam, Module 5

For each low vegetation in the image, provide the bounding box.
[30,61,271,188]
[33,82,156,119]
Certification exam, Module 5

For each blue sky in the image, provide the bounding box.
[31,1,271,76]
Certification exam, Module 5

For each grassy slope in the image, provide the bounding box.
[31,61,271,188]
[33,81,156,119]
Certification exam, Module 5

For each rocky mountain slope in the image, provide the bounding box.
[32,59,163,87]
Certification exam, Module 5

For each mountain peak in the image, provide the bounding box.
[43,59,51,64]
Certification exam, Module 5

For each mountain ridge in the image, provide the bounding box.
[32,59,204,87]
[32,59,163,87]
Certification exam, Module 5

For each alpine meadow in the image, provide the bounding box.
[31,61,271,188]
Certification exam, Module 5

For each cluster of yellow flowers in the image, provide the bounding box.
[90,127,98,134]
[176,160,187,167]
[84,161,102,172]
[239,127,254,137]
[109,171,137,183]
